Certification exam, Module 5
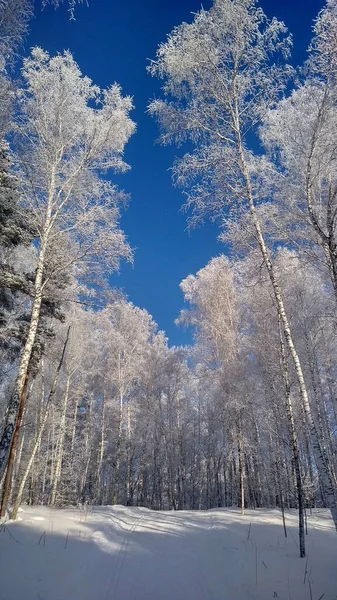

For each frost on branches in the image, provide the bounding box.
[0,48,135,475]
[148,0,337,533]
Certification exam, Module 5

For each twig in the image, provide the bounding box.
[3,524,22,544]
[309,581,313,600]
[287,569,292,600]
[38,531,46,546]
[255,541,258,584]
[64,531,69,549]
[303,557,308,584]
[262,560,268,569]
[247,522,252,541]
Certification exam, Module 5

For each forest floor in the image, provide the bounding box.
[0,505,335,600]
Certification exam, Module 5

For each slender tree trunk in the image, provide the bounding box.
[112,387,124,504]
[270,429,287,537]
[303,331,336,484]
[278,318,305,557]
[0,185,54,476]
[49,405,56,495]
[79,398,92,503]
[251,419,262,508]
[50,372,71,505]
[0,372,29,517]
[237,417,245,516]
[14,430,25,488]
[41,427,50,502]
[234,108,337,530]
[10,326,70,520]
[80,452,91,504]
[69,395,78,491]
[12,380,35,492]
[126,398,132,504]
[97,394,105,504]
[11,405,49,519]
[305,95,337,304]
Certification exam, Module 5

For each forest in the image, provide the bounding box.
[0,0,336,566]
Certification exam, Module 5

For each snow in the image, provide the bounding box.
[0,506,335,600]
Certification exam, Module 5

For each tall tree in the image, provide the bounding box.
[261,2,337,302]
[0,48,135,474]
[178,256,245,514]
[148,0,337,531]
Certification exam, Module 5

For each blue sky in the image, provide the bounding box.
[27,0,324,346]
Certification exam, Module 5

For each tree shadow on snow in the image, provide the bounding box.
[0,506,335,600]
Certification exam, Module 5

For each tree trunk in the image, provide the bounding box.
[0,195,53,476]
[79,398,92,504]
[96,394,105,504]
[0,372,29,517]
[50,372,71,505]
[10,326,70,520]
[278,318,305,557]
[237,417,245,516]
[112,388,124,504]
[234,107,337,530]
[11,403,49,519]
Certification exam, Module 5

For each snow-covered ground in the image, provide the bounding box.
[0,505,335,600]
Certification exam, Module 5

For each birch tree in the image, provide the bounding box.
[261,2,337,302]
[178,257,248,514]
[100,301,158,504]
[5,255,335,518]
[0,0,87,134]
[148,0,337,531]
[0,48,135,474]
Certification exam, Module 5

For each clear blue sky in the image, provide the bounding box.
[27,0,323,346]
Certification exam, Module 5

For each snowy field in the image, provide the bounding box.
[0,506,335,600]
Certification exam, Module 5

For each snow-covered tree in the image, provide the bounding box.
[148,0,337,531]
[261,2,337,302]
[0,48,135,474]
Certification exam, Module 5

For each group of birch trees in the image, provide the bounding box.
[2,254,337,543]
[148,0,337,555]
[0,0,337,560]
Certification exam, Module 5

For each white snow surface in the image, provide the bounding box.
[0,505,335,600]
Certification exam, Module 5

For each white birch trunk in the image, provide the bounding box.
[10,326,70,518]
[234,100,337,530]
[0,170,55,474]
[278,319,305,557]
[79,398,92,503]
[96,395,105,504]
[10,404,50,519]
[50,373,71,505]
[237,420,245,516]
